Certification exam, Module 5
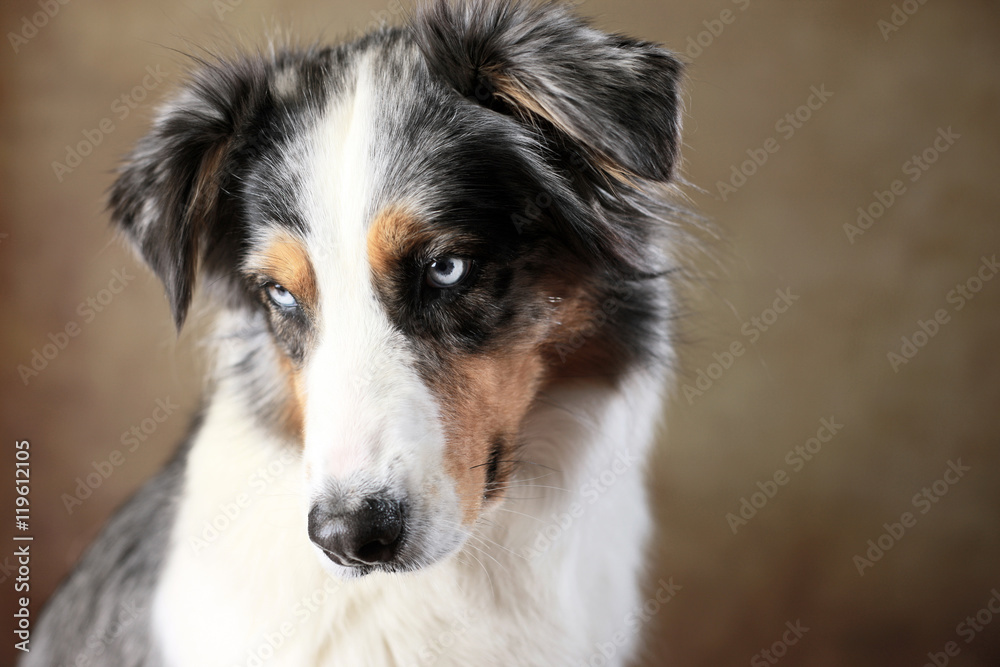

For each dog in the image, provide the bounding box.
[27,1,688,665]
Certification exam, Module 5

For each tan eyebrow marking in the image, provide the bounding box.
[366,205,434,281]
[244,230,318,310]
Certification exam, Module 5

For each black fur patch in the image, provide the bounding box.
[412,0,684,182]
[483,438,504,498]
[108,47,339,328]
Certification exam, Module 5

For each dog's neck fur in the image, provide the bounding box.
[152,315,668,666]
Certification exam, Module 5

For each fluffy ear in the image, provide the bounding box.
[412,0,685,183]
[108,58,269,329]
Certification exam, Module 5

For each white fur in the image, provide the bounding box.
[153,370,666,666]
[292,57,465,574]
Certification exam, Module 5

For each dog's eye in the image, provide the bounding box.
[266,283,298,309]
[425,257,470,289]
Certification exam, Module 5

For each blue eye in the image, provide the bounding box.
[426,257,470,288]
[266,283,298,309]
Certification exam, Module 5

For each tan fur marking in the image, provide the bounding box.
[244,231,318,311]
[430,278,628,524]
[188,141,229,222]
[278,352,307,443]
[366,206,431,281]
[242,231,316,445]
[491,71,639,186]
[541,285,629,384]
[432,345,547,523]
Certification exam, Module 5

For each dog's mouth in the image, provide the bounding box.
[321,558,396,579]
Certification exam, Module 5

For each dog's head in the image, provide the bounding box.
[110,0,684,577]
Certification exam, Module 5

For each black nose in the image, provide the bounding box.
[308,496,405,568]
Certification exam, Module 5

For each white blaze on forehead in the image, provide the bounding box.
[295,55,442,484]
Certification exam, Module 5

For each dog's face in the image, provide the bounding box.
[110,1,684,577]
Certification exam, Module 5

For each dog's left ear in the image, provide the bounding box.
[109,59,269,330]
[413,0,685,183]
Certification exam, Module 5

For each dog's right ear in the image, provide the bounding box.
[108,58,269,330]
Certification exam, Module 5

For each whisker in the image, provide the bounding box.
[466,530,527,562]
[501,472,556,484]
[501,459,562,473]
[463,551,496,603]
[487,506,546,524]
[486,483,570,493]
[464,540,510,578]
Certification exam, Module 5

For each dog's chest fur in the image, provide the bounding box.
[152,373,662,666]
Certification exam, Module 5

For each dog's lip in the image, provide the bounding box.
[330,558,420,578]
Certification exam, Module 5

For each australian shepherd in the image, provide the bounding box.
[27,1,689,665]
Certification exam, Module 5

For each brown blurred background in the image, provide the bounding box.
[2,0,999,665]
